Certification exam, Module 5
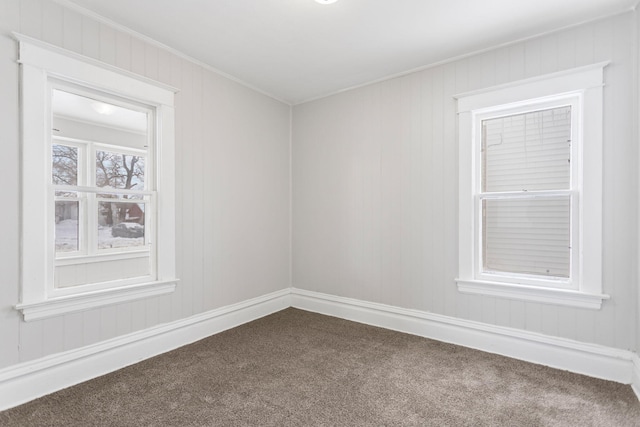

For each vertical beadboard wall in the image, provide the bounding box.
[0,0,291,370]
[292,11,638,351]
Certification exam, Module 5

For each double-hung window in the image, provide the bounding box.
[52,85,154,292]
[16,34,178,321]
[455,64,609,309]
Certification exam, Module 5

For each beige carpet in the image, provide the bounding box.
[2,308,639,426]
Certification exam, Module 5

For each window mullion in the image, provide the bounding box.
[86,143,97,255]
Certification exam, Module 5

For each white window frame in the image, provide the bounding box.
[15,33,179,321]
[454,63,609,309]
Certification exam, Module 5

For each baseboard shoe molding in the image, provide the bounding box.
[632,354,640,401]
[0,288,291,411]
[290,288,636,386]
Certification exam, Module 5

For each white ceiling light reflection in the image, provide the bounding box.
[91,102,116,115]
[52,89,147,132]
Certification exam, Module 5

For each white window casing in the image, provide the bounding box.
[454,63,609,309]
[15,33,179,321]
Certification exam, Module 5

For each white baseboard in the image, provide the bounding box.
[291,288,636,386]
[2,286,637,411]
[632,354,640,401]
[0,288,290,411]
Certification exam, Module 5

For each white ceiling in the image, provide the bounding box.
[64,0,637,105]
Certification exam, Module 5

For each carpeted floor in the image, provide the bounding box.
[2,308,639,426]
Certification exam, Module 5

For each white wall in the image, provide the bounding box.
[636,7,640,359]
[293,11,638,351]
[0,0,291,370]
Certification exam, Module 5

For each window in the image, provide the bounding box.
[51,86,153,293]
[478,100,577,286]
[15,34,178,321]
[455,63,609,309]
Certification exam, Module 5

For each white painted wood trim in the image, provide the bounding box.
[15,280,178,321]
[0,288,291,411]
[13,32,179,95]
[456,64,606,304]
[456,279,609,309]
[632,354,640,402]
[290,288,635,385]
[3,288,638,411]
[17,34,178,315]
[454,61,609,108]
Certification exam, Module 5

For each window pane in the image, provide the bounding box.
[52,144,78,185]
[98,201,145,249]
[96,151,145,190]
[55,201,79,252]
[482,197,570,278]
[482,106,571,192]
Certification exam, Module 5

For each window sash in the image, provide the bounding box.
[47,88,159,292]
[52,186,155,259]
[473,98,580,289]
[481,105,572,193]
[51,123,152,263]
[479,195,572,280]
[53,184,153,196]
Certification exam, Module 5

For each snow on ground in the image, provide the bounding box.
[55,219,78,252]
[55,219,144,251]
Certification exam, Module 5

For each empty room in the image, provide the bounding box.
[1,0,640,425]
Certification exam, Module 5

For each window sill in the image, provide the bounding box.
[455,279,608,309]
[15,279,178,321]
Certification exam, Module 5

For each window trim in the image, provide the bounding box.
[14,33,179,321]
[454,63,609,309]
